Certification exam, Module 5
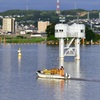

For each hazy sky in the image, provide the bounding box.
[0,0,100,12]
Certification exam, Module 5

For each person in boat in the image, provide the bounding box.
[60,66,64,70]
[60,66,64,76]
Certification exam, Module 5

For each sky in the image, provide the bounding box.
[0,0,100,12]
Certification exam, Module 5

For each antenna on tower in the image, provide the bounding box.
[26,0,29,11]
[99,12,100,23]
[56,0,65,23]
[56,0,60,15]
[74,2,79,23]
[87,11,90,20]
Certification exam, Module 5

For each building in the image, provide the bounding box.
[38,21,50,33]
[2,17,15,34]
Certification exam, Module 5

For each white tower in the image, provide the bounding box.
[55,22,85,66]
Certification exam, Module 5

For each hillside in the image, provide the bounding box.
[0,9,100,26]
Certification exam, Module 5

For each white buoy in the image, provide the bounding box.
[18,48,22,56]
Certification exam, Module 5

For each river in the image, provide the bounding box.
[0,44,100,100]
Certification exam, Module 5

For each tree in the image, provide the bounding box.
[85,27,95,41]
[46,23,57,41]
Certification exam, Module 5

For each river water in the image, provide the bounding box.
[0,44,100,100]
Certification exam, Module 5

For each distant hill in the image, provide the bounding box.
[0,9,100,26]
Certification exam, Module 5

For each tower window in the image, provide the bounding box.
[81,30,84,33]
[59,30,63,32]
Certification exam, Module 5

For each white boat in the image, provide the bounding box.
[36,69,70,80]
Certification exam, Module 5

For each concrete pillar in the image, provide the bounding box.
[59,38,64,67]
[75,38,80,60]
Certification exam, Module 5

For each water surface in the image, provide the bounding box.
[0,44,100,100]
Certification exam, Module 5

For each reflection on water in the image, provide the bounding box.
[2,45,12,79]
[37,44,47,69]
[37,78,66,100]
[1,45,12,100]
[59,58,64,68]
[59,56,81,78]
[18,56,22,73]
[64,60,81,78]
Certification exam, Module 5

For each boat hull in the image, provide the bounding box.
[36,71,70,79]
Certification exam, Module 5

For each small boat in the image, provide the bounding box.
[36,67,70,80]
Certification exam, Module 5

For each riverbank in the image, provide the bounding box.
[1,41,100,45]
[0,34,100,45]
[0,34,46,44]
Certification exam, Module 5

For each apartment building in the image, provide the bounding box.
[38,21,50,33]
[2,17,15,34]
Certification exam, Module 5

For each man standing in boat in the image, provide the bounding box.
[60,66,64,76]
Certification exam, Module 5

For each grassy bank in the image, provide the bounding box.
[6,38,46,43]
[0,35,100,45]
[0,35,46,43]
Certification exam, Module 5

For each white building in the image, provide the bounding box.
[2,17,15,34]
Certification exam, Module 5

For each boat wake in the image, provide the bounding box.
[69,77,100,83]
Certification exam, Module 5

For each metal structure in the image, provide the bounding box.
[87,12,90,20]
[99,12,100,23]
[55,19,85,66]
[56,0,60,15]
